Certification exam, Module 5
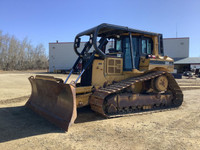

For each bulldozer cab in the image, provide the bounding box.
[70,23,166,86]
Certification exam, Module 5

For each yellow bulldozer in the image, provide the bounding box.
[26,23,183,131]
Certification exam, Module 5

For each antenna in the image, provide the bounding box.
[176,24,178,38]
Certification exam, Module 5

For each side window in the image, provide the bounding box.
[142,39,147,54]
[141,38,153,55]
[116,39,121,51]
[106,38,122,54]
[147,40,152,54]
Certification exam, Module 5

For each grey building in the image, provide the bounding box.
[174,57,200,73]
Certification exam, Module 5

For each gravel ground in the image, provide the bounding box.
[0,72,200,150]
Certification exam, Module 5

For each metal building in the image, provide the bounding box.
[174,57,200,73]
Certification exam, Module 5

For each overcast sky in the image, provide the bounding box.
[0,0,199,57]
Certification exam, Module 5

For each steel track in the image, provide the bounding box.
[90,71,183,118]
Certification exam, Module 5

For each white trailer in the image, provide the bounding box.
[49,41,113,73]
[49,42,85,73]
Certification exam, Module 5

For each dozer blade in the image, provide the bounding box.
[25,75,77,131]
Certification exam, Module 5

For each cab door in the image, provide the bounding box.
[116,36,140,71]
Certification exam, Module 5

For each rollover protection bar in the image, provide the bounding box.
[73,23,160,59]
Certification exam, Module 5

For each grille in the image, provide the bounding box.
[107,58,122,74]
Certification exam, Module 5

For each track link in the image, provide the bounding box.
[90,71,183,118]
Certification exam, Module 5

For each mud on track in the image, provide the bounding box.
[0,72,200,150]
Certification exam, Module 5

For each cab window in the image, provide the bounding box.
[141,38,153,55]
[116,39,121,51]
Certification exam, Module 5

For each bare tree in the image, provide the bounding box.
[0,30,48,70]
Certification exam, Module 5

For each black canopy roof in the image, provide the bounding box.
[76,23,160,38]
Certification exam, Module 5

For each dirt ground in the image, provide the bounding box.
[0,72,200,150]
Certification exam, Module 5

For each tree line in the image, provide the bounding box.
[0,30,48,70]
